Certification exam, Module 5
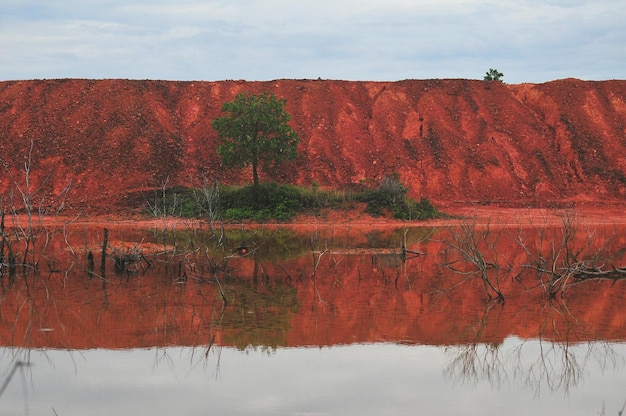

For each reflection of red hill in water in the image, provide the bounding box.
[1,78,626,214]
[1,224,626,349]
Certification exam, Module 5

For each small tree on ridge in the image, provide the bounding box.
[212,92,300,188]
[484,68,504,82]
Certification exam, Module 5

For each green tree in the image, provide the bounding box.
[483,68,504,82]
[212,92,300,187]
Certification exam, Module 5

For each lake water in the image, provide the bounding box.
[1,218,625,415]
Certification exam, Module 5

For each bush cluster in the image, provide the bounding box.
[220,183,303,221]
[147,177,439,222]
[359,175,439,220]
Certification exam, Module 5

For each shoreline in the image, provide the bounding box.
[6,205,625,230]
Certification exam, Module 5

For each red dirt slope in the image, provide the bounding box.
[0,78,625,214]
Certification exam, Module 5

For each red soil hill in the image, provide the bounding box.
[0,78,625,214]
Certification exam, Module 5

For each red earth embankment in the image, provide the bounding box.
[0,78,625,215]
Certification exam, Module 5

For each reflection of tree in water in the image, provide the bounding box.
[443,301,625,397]
[218,261,300,351]
[443,301,508,389]
[445,342,507,388]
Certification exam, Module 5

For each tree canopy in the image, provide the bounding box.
[212,92,300,187]
[484,68,504,81]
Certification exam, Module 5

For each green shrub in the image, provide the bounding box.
[360,175,439,220]
[402,197,440,220]
[219,183,305,221]
[360,174,407,216]
[146,177,440,222]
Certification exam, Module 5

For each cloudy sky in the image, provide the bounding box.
[1,0,624,84]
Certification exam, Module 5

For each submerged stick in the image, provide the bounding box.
[101,228,109,278]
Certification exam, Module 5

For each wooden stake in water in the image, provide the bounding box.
[101,228,109,278]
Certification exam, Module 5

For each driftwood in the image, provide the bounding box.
[526,262,626,281]
[572,265,626,280]
[524,259,626,300]
[312,246,425,266]
[312,247,424,256]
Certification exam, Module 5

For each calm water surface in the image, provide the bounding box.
[2,341,625,415]
[1,220,625,415]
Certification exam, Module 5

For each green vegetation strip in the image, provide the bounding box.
[146,175,440,222]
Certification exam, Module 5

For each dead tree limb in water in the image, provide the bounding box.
[516,211,626,298]
[101,228,109,278]
[443,219,505,302]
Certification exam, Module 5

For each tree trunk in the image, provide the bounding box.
[252,158,259,188]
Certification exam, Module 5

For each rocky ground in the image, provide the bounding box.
[0,78,625,216]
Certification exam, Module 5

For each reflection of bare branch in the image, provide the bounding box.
[443,290,624,397]
[446,336,623,397]
[0,360,29,398]
[445,342,508,389]
[443,300,507,387]
[531,339,583,396]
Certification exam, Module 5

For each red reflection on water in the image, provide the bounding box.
[1,222,625,350]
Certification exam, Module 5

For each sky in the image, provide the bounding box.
[1,0,624,84]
